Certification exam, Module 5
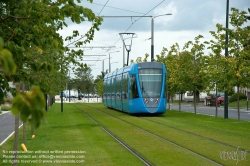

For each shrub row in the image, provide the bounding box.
[229,93,247,103]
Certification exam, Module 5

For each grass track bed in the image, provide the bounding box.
[78,103,250,166]
[77,104,216,165]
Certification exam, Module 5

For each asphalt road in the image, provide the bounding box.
[169,103,250,121]
[0,112,22,146]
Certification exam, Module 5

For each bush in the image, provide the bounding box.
[229,93,247,103]
[4,97,13,104]
[1,105,11,111]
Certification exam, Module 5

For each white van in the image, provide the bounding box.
[184,91,207,102]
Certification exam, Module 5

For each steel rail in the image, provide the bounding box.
[85,105,223,166]
[72,105,153,166]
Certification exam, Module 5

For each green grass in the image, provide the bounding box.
[0,104,144,166]
[228,99,249,108]
[80,106,250,165]
[1,103,249,166]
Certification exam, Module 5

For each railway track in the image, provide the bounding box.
[73,104,223,166]
[138,117,250,152]
[72,104,153,166]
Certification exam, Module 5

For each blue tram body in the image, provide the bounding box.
[103,62,167,114]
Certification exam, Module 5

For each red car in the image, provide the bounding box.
[217,96,231,105]
[217,96,224,104]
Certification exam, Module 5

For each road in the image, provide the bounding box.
[169,103,250,121]
[0,111,22,146]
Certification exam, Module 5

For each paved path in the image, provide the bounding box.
[0,111,22,146]
[169,103,250,121]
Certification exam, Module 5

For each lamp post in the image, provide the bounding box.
[119,33,137,66]
[108,51,119,72]
[102,14,172,62]
[102,57,109,73]
[151,14,172,61]
[110,61,118,72]
[224,0,229,119]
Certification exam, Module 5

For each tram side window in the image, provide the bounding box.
[122,73,128,99]
[164,74,167,98]
[107,78,111,99]
[116,75,121,98]
[104,79,107,99]
[130,74,139,99]
[112,77,115,99]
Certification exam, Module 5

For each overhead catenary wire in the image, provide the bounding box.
[97,0,110,16]
[83,0,145,15]
[111,0,166,46]
[71,0,167,74]
[90,0,167,71]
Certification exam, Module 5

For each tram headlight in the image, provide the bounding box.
[144,98,149,104]
[155,98,159,104]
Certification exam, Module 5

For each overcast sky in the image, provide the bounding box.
[58,0,249,79]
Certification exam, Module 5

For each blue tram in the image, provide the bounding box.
[103,62,167,114]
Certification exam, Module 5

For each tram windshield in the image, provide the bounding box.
[138,69,162,98]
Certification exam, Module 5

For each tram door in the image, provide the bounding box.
[122,73,129,112]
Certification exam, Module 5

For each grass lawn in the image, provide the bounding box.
[228,100,249,108]
[82,103,250,166]
[0,104,144,166]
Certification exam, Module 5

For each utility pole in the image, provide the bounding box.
[224,0,229,119]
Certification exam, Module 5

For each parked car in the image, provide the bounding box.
[217,96,230,105]
[78,93,84,98]
[60,92,68,98]
[217,96,224,104]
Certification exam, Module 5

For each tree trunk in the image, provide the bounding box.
[168,93,171,110]
[193,90,197,114]
[178,92,181,112]
[215,88,218,117]
[13,82,20,166]
[13,115,19,166]
[23,123,26,145]
[22,82,26,145]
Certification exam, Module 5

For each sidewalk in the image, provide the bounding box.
[55,98,102,103]
[169,103,249,112]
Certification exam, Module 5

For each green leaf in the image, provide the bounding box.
[1,49,17,74]
[0,37,4,50]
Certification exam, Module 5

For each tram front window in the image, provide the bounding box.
[139,69,162,98]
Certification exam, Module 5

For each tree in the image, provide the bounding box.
[206,8,250,121]
[183,35,207,114]
[1,0,102,164]
[156,48,174,110]
[94,70,108,98]
[1,0,102,101]
[225,8,250,121]
[74,64,94,95]
[204,24,228,117]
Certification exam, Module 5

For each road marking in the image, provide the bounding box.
[0,124,23,146]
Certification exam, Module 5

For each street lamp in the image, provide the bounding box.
[108,51,120,73]
[101,14,172,62]
[102,57,109,72]
[151,13,172,61]
[110,61,118,72]
[224,0,229,119]
[119,33,137,66]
